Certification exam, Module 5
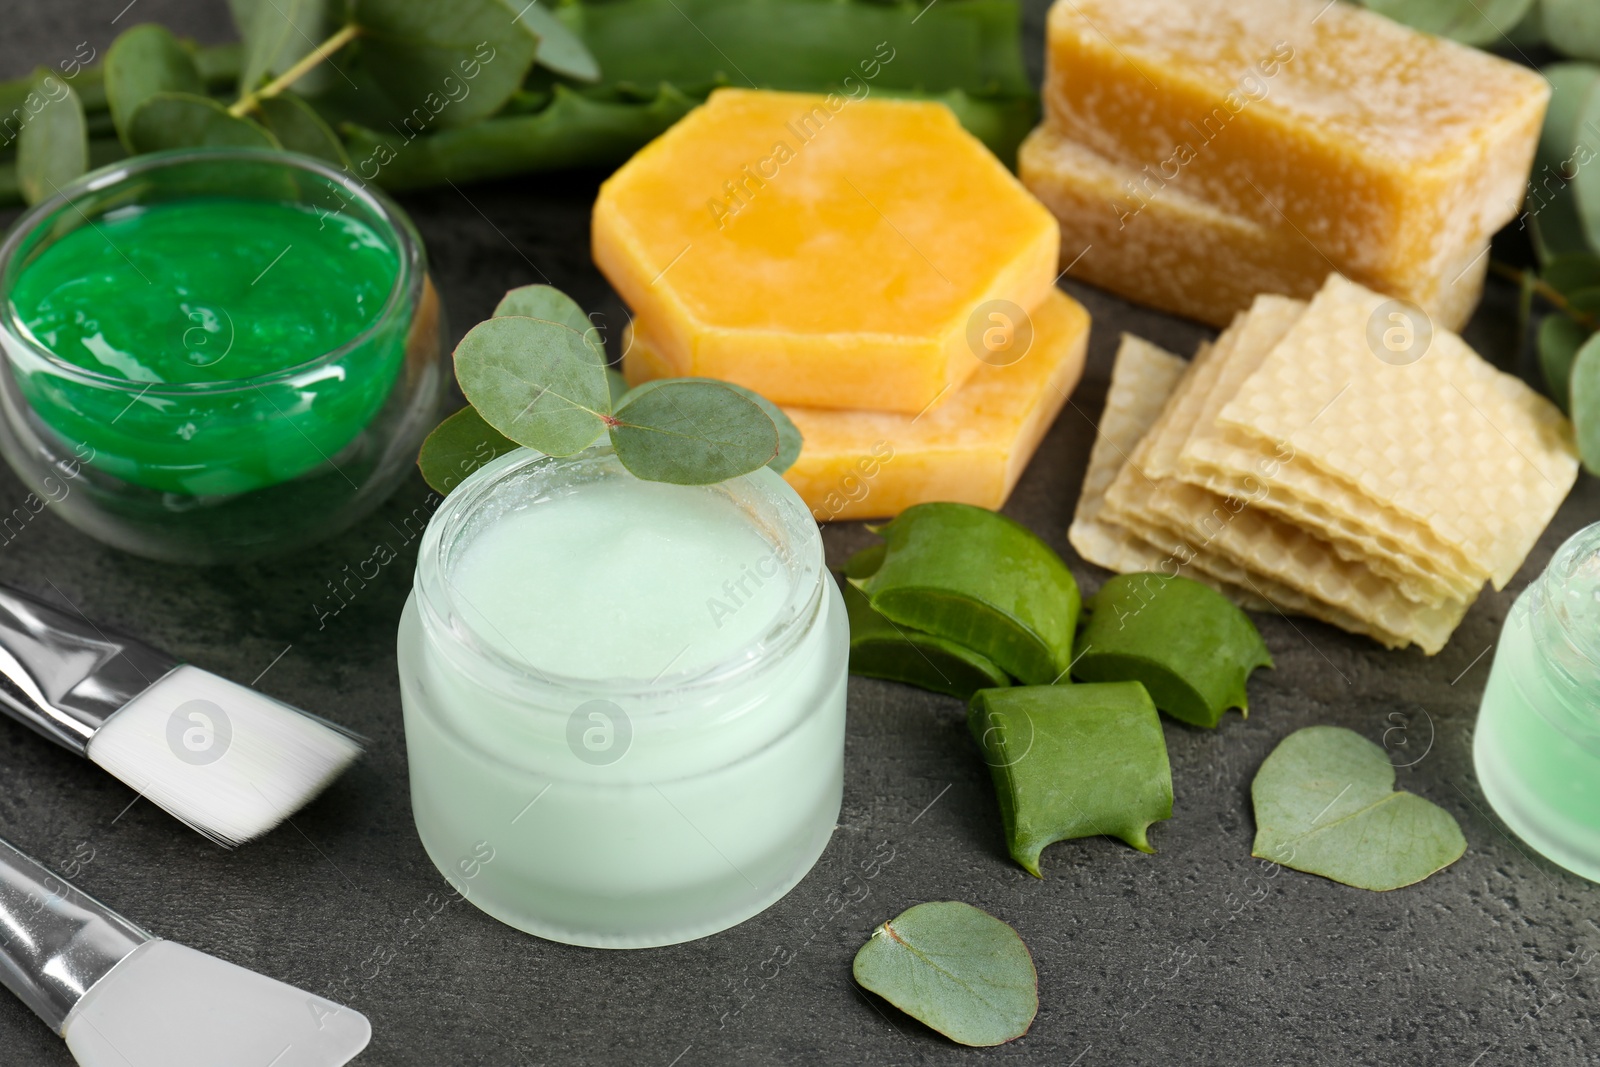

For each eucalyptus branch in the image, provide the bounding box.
[229,23,361,118]
[1491,260,1600,332]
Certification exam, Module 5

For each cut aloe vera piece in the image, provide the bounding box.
[968,682,1172,876]
[1072,574,1272,728]
[841,546,1010,699]
[852,503,1080,685]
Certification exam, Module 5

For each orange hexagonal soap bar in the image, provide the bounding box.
[593,88,1060,414]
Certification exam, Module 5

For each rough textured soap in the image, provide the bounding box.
[594,87,1059,413]
[624,289,1090,522]
[1042,0,1548,280]
[1019,125,1488,332]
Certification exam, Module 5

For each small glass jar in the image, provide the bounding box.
[398,446,848,948]
[0,148,445,564]
[1475,521,1600,882]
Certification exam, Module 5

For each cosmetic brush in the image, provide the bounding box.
[0,583,363,847]
[0,834,371,1066]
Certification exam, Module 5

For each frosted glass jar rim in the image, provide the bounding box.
[412,445,827,705]
[1534,521,1600,685]
[0,146,423,397]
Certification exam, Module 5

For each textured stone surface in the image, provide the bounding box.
[0,5,1597,1065]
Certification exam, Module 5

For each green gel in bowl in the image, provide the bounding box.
[8,197,405,496]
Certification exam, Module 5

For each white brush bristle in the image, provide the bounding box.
[85,665,364,847]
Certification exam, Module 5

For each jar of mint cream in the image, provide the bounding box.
[398,446,848,948]
[1475,521,1600,882]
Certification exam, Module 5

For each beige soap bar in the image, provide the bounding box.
[1019,125,1488,331]
[624,288,1091,522]
[1043,0,1548,281]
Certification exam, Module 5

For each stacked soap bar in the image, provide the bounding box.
[596,88,1090,521]
[624,289,1089,521]
[1022,0,1550,329]
[1070,275,1578,653]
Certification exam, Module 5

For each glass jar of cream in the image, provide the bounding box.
[398,446,848,948]
[0,148,444,563]
[1475,521,1600,882]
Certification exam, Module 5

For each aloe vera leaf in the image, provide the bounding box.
[853,503,1080,686]
[968,682,1173,875]
[566,0,1029,99]
[1073,573,1272,729]
[841,546,1010,700]
[341,82,1034,190]
[341,83,697,188]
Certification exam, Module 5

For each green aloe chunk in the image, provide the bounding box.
[968,682,1172,877]
[1073,573,1272,729]
[852,503,1080,686]
[842,545,1010,700]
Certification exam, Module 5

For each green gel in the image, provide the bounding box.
[9,197,404,495]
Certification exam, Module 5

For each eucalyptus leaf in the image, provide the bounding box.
[512,0,601,81]
[493,284,597,344]
[454,315,611,456]
[1544,0,1600,62]
[104,23,205,149]
[622,377,802,473]
[126,92,280,153]
[16,75,87,206]
[240,0,336,95]
[353,0,539,129]
[1504,1,1546,47]
[418,404,520,495]
[1568,331,1600,474]
[1538,312,1592,411]
[255,92,350,166]
[1073,573,1272,729]
[1251,726,1466,891]
[1362,0,1533,46]
[609,379,780,484]
[606,367,629,406]
[1570,71,1600,253]
[1530,63,1600,263]
[969,682,1173,874]
[852,901,1037,1047]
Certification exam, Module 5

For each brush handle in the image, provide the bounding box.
[0,836,150,1034]
[0,585,177,755]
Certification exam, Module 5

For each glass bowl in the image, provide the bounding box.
[0,147,446,564]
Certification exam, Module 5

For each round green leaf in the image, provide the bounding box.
[1545,0,1600,61]
[494,284,595,338]
[16,75,87,206]
[1539,313,1592,412]
[454,315,611,456]
[512,1,601,82]
[1568,331,1600,474]
[1362,0,1533,46]
[1568,71,1600,254]
[126,92,280,153]
[621,377,802,474]
[255,92,351,167]
[239,0,338,96]
[353,0,539,129]
[609,379,780,484]
[605,367,629,406]
[104,23,205,149]
[1251,726,1466,891]
[418,404,520,495]
[852,901,1037,1047]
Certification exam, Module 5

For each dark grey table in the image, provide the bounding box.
[2,4,1596,1065]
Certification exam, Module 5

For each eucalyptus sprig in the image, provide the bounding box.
[418,285,802,493]
[4,0,1038,208]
